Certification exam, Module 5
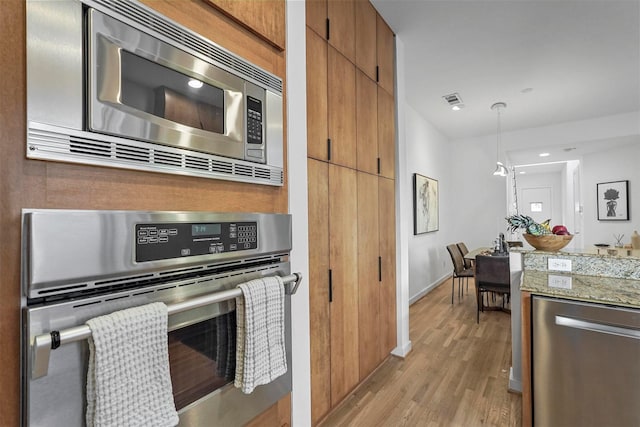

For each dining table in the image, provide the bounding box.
[464,247,493,260]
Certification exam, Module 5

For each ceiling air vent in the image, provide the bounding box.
[442,92,464,110]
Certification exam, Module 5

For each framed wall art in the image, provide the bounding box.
[597,180,629,221]
[413,173,439,234]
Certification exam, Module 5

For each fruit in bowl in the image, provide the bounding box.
[522,233,573,251]
[552,225,570,235]
[506,215,573,251]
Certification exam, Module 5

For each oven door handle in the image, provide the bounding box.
[30,272,302,379]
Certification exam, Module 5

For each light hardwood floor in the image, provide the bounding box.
[320,277,522,427]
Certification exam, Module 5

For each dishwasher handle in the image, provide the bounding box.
[555,315,640,340]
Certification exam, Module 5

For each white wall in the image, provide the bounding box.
[403,106,455,303]
[286,1,311,425]
[449,133,509,250]
[581,142,640,245]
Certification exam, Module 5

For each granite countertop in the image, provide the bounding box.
[512,246,640,259]
[516,246,640,307]
[521,270,640,308]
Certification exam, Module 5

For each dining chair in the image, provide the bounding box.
[456,242,474,291]
[446,244,474,304]
[474,255,511,323]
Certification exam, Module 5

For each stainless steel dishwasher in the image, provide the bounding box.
[533,296,640,426]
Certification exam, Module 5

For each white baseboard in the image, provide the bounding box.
[509,367,523,393]
[409,273,451,305]
[392,341,412,358]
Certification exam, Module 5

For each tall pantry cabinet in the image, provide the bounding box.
[306,0,397,424]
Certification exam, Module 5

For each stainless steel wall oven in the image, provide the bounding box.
[21,210,298,426]
[26,0,284,186]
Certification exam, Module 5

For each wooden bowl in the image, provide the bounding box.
[522,233,573,251]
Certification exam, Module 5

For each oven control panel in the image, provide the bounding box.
[135,221,257,262]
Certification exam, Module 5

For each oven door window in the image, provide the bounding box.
[120,50,224,134]
[168,311,236,410]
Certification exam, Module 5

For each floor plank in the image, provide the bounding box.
[320,277,522,426]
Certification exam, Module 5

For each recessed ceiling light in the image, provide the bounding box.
[519,171,526,174]
[539,152,550,157]
[452,105,464,111]
[188,79,203,89]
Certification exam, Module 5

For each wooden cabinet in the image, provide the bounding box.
[357,172,380,378]
[357,173,397,380]
[306,0,355,62]
[355,0,377,81]
[306,0,327,38]
[308,159,331,423]
[377,14,395,96]
[355,2,395,96]
[328,47,357,168]
[308,159,359,424]
[356,73,395,178]
[327,0,356,62]
[306,1,396,423]
[356,70,378,174]
[377,87,396,179]
[203,0,285,50]
[328,163,360,404]
[306,28,329,161]
[378,177,397,358]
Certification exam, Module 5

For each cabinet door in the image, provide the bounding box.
[328,47,357,169]
[377,87,395,179]
[355,0,377,81]
[356,70,378,174]
[327,0,355,62]
[204,0,285,50]
[306,0,327,39]
[378,176,397,358]
[306,28,329,161]
[307,159,331,424]
[357,171,381,380]
[329,164,359,405]
[376,14,394,96]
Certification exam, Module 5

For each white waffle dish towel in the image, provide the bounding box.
[235,276,287,394]
[86,302,178,427]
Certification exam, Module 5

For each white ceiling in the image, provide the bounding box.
[371,0,640,152]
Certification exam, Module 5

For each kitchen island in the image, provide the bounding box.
[515,247,640,426]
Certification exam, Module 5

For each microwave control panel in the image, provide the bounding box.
[246,96,263,145]
[135,221,258,262]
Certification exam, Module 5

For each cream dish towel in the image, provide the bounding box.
[235,276,287,394]
[85,302,179,427]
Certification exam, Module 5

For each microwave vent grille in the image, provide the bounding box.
[211,160,234,175]
[28,124,284,186]
[185,155,210,171]
[87,0,283,94]
[235,164,253,177]
[115,144,150,163]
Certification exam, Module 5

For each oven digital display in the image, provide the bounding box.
[192,223,221,236]
[136,221,258,262]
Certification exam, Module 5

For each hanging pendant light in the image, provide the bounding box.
[491,102,508,177]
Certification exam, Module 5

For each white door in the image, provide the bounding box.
[521,187,553,225]
[572,166,583,247]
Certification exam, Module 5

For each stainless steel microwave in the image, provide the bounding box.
[27,0,284,186]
